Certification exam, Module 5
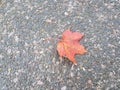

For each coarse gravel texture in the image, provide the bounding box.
[0,0,120,90]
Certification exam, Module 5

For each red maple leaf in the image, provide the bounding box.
[57,28,87,64]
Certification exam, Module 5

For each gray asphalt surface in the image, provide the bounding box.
[0,0,120,90]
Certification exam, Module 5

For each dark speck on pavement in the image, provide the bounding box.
[0,0,120,90]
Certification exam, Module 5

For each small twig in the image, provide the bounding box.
[42,37,60,41]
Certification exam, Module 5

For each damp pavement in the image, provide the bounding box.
[0,0,120,90]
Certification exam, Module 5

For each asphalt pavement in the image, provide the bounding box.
[0,0,120,90]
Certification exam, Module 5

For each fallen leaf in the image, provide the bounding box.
[57,28,87,64]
